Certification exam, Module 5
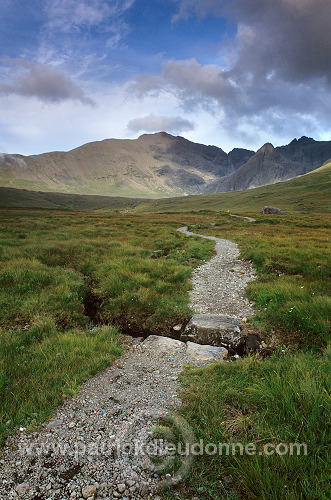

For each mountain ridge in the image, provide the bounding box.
[0,132,330,198]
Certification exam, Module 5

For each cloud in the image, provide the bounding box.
[128,0,331,143]
[174,0,331,84]
[127,114,195,134]
[162,59,237,106]
[0,153,26,168]
[44,0,134,32]
[0,59,95,105]
[128,74,165,97]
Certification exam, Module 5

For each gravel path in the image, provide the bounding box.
[178,227,256,319]
[0,338,190,500]
[0,227,256,500]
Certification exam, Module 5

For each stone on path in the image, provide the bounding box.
[142,335,228,365]
[181,314,241,346]
[142,335,186,353]
[15,483,30,495]
[186,341,228,362]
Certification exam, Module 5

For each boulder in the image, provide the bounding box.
[186,342,228,363]
[181,314,241,347]
[260,206,281,214]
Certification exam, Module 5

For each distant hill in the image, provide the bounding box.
[1,133,330,198]
[0,187,147,211]
[134,161,331,214]
[1,162,329,214]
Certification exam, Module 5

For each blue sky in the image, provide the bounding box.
[0,0,330,155]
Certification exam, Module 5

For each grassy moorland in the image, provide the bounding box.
[163,212,330,499]
[0,167,330,499]
[0,186,148,211]
[0,210,215,445]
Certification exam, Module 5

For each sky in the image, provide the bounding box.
[0,0,331,155]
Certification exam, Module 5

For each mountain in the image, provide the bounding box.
[0,132,253,198]
[0,133,330,198]
[134,161,331,214]
[205,136,331,193]
[1,161,330,213]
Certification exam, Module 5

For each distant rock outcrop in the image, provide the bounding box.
[260,206,281,214]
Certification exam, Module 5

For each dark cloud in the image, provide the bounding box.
[127,114,195,134]
[129,0,331,142]
[0,59,95,105]
[174,0,331,84]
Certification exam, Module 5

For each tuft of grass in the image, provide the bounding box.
[0,325,123,446]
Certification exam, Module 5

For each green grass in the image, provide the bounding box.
[165,347,331,500]
[0,209,215,445]
[0,325,123,444]
[0,204,330,499]
[0,186,148,211]
[134,161,331,214]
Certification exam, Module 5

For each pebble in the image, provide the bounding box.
[15,482,30,495]
[82,485,97,498]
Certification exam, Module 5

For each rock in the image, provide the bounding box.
[117,483,126,493]
[15,483,30,495]
[82,485,97,498]
[172,324,182,331]
[186,342,228,363]
[245,334,261,350]
[260,206,281,214]
[46,419,63,429]
[142,335,185,353]
[181,314,241,346]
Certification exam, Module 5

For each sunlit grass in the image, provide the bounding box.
[164,347,331,500]
[0,209,215,444]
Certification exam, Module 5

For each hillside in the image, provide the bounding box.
[0,187,147,211]
[134,161,331,214]
[1,133,330,199]
[0,133,253,198]
[206,136,331,193]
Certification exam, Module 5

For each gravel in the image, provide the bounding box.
[178,227,256,318]
[0,227,256,499]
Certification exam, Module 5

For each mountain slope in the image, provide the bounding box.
[0,133,253,198]
[206,137,331,193]
[0,187,147,211]
[1,133,330,198]
[134,161,331,214]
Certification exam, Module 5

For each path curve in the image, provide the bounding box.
[178,227,256,319]
[0,229,256,500]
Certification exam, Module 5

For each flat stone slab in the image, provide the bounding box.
[181,314,241,346]
[142,335,185,353]
[186,341,228,363]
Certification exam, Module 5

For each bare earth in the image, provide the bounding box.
[0,228,256,500]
